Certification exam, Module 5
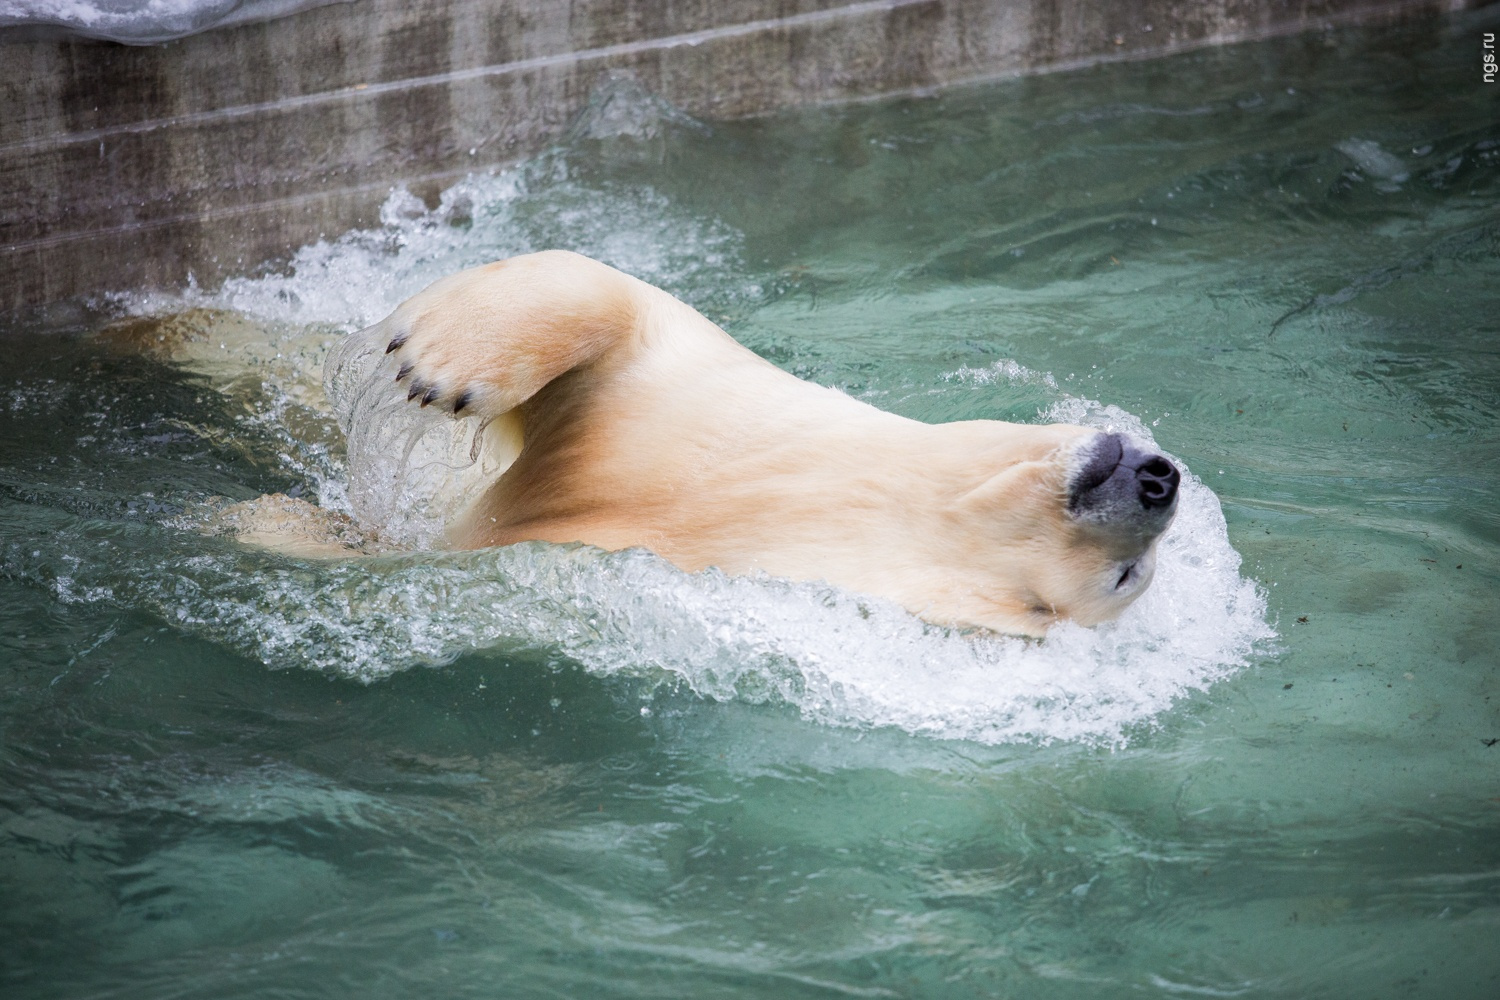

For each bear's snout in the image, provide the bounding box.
[1068,432,1180,527]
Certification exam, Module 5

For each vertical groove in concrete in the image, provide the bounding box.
[0,0,1481,317]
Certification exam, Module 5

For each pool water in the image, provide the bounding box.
[3,10,1498,998]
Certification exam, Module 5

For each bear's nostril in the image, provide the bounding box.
[1135,455,1180,509]
[1140,457,1173,479]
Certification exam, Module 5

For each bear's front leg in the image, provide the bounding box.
[379,250,644,422]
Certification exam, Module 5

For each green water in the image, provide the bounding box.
[3,10,1499,998]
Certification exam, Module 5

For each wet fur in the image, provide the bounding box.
[361,251,1159,636]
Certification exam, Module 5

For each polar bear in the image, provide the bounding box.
[312,250,1180,636]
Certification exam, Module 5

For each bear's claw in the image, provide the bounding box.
[391,348,469,414]
[388,336,458,411]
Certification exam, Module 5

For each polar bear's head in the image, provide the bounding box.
[952,428,1180,635]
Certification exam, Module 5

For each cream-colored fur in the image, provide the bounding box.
[359,250,1172,637]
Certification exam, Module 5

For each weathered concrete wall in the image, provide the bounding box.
[0,0,1481,318]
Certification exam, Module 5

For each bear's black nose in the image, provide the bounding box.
[1069,433,1180,522]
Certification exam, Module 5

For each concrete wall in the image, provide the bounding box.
[0,0,1479,319]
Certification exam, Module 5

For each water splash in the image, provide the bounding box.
[321,322,516,548]
[195,157,756,334]
[52,84,1272,745]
